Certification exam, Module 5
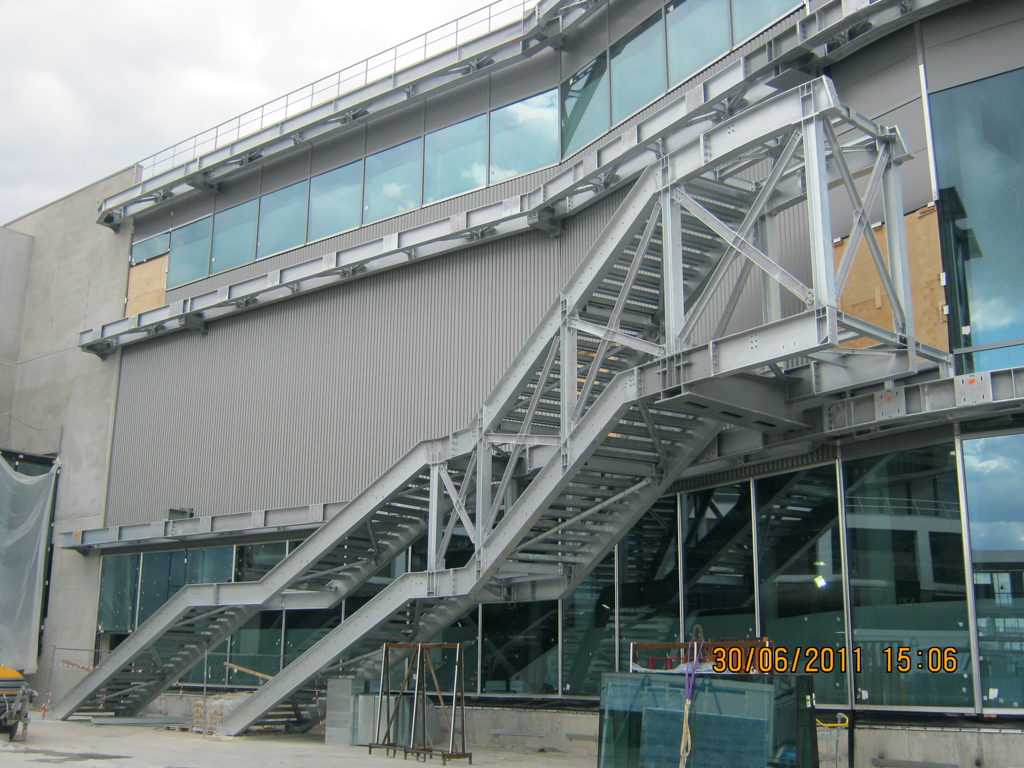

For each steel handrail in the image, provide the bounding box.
[135,0,536,183]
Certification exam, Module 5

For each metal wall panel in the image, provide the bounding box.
[105,190,627,526]
[923,0,1024,92]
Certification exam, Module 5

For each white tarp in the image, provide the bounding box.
[0,459,56,674]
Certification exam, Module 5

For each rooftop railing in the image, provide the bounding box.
[135,0,536,183]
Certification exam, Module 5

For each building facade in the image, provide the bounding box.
[4,0,1024,761]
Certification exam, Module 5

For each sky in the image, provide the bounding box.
[0,0,508,225]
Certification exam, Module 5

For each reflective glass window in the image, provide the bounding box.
[563,553,616,696]
[618,497,680,671]
[730,0,799,45]
[131,233,170,265]
[756,465,848,705]
[166,217,212,288]
[256,180,308,259]
[963,432,1024,709]
[481,600,559,694]
[230,610,283,682]
[234,542,288,582]
[183,546,234,585]
[210,199,257,273]
[489,90,559,183]
[666,0,730,86]
[97,554,139,633]
[307,161,362,241]
[561,53,609,157]
[284,608,342,667]
[931,68,1024,372]
[610,12,666,125]
[682,483,756,640]
[137,551,187,626]
[424,115,487,204]
[363,139,422,223]
[844,446,973,708]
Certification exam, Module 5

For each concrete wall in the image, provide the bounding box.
[849,725,1024,768]
[0,226,33,449]
[4,169,134,698]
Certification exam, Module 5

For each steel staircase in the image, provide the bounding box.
[55,76,947,734]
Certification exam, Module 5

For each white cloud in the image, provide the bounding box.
[0,0,495,224]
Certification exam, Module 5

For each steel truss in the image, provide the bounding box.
[54,74,1007,736]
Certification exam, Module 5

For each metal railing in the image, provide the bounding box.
[135,0,536,183]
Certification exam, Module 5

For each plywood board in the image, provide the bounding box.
[832,204,948,352]
[125,254,168,318]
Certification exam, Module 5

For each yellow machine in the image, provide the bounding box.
[0,665,34,741]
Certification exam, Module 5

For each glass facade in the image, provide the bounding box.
[617,498,680,671]
[210,200,258,273]
[307,161,362,242]
[488,90,558,183]
[481,600,559,694]
[609,12,666,125]
[142,4,808,294]
[563,553,616,696]
[166,216,212,288]
[666,0,730,86]
[730,0,798,45]
[682,482,755,640]
[843,446,973,709]
[363,138,422,223]
[130,233,169,265]
[97,554,139,633]
[256,181,308,259]
[423,115,487,204]
[561,53,609,157]
[92,430,1024,710]
[963,432,1024,709]
[757,465,848,705]
[932,67,1024,372]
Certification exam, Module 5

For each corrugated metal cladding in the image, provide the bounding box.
[105,189,629,527]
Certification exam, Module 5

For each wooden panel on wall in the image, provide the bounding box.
[832,204,948,352]
[125,254,168,318]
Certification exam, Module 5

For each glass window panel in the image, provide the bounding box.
[363,139,422,223]
[229,610,283,682]
[666,0,730,86]
[166,217,212,288]
[437,611,479,694]
[307,161,362,241]
[423,115,487,204]
[618,497,680,672]
[561,53,609,157]
[256,180,308,259]
[844,445,973,708]
[284,607,342,667]
[481,600,559,694]
[610,12,666,125]
[730,0,799,46]
[563,552,616,696]
[210,199,257,273]
[756,464,848,705]
[181,639,228,686]
[489,90,558,183]
[963,431,1024,709]
[931,68,1024,371]
[683,483,756,641]
[184,546,234,585]
[97,554,139,633]
[130,233,170,265]
[137,550,187,626]
[234,542,288,582]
